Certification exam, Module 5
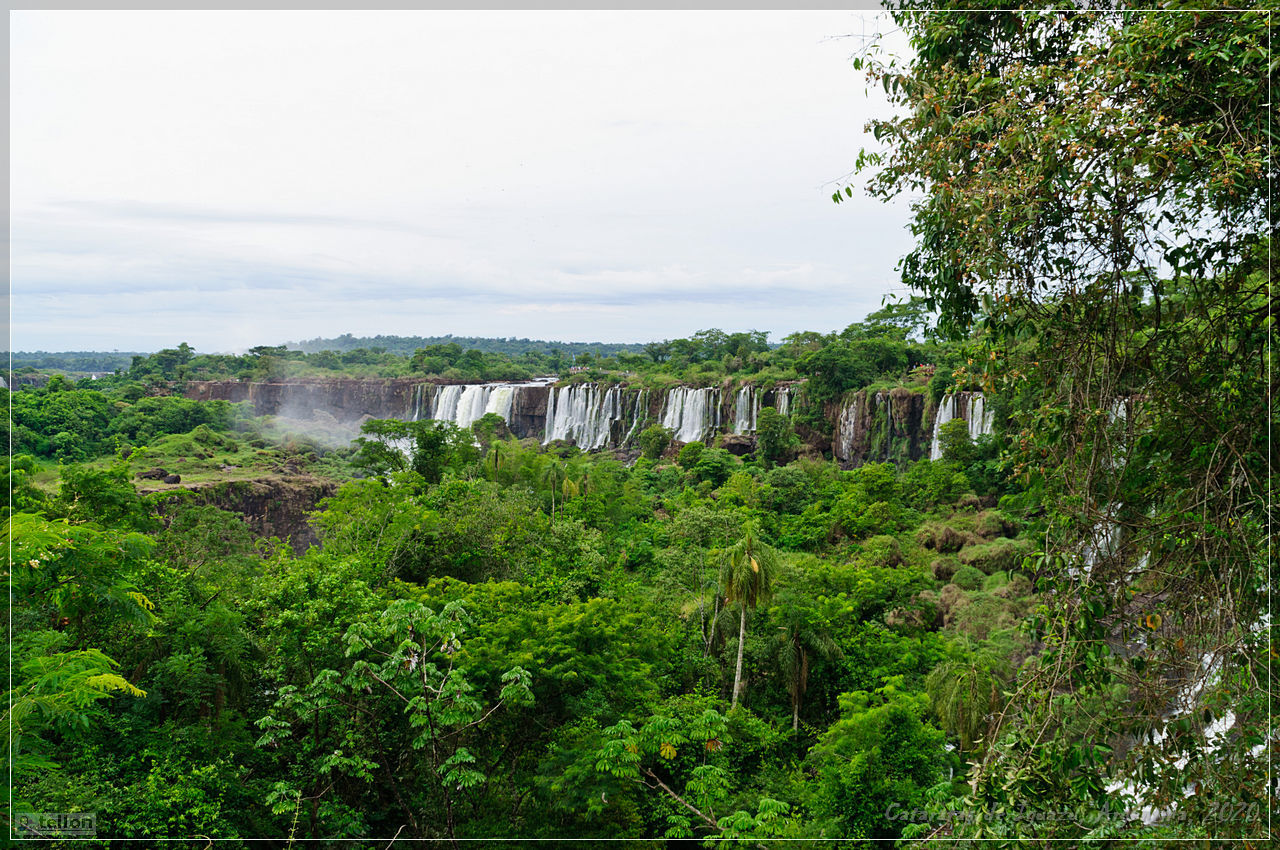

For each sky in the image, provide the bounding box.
[11,10,915,353]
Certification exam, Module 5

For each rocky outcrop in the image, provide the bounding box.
[148,475,338,554]
[830,388,930,467]
[507,385,550,439]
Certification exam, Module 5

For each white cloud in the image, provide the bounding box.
[11,10,913,351]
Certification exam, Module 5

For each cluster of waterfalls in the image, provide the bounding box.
[405,380,793,450]
[404,378,997,468]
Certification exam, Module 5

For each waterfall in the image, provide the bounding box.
[414,382,527,430]
[430,385,463,423]
[776,387,790,417]
[621,389,650,445]
[733,386,756,434]
[543,383,628,449]
[967,394,994,441]
[833,392,861,463]
[661,387,720,443]
[407,383,433,421]
[929,393,957,461]
[928,392,992,459]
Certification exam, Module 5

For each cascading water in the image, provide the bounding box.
[429,385,464,423]
[928,393,958,461]
[733,386,756,434]
[411,382,525,430]
[833,393,861,462]
[621,389,650,445]
[544,384,624,449]
[776,387,790,417]
[661,387,720,443]
[927,392,993,460]
[967,394,994,441]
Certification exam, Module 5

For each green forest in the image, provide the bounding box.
[6,5,1274,847]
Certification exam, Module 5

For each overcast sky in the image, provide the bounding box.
[12,10,914,353]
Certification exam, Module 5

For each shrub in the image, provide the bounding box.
[950,593,1020,641]
[637,424,671,460]
[951,565,986,591]
[992,573,1033,600]
[916,522,967,553]
[676,441,705,469]
[982,571,1010,592]
[958,537,1032,574]
[858,534,904,567]
[974,509,1020,540]
[931,557,959,582]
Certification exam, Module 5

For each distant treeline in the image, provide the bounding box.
[11,351,147,372]
[285,333,649,358]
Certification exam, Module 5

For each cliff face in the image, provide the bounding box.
[830,388,931,468]
[151,475,338,554]
[185,379,426,422]
[507,385,550,439]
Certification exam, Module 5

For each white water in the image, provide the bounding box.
[544,384,622,449]
[833,393,861,463]
[661,387,721,443]
[733,386,758,434]
[967,394,994,441]
[928,393,958,461]
[927,392,993,461]
[411,381,533,430]
[775,387,790,417]
[410,380,772,448]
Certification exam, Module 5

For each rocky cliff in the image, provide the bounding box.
[149,475,338,554]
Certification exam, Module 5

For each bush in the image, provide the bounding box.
[951,565,986,591]
[901,459,970,510]
[958,537,1032,574]
[931,557,959,582]
[916,522,967,553]
[974,509,1019,540]
[637,424,671,460]
[858,534,904,567]
[676,441,705,469]
[950,593,1020,641]
[982,571,1009,592]
[691,448,735,488]
[860,500,903,536]
[992,573,1033,600]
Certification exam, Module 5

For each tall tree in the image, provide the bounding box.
[843,4,1273,837]
[718,526,781,709]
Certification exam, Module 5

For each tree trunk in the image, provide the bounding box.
[731,604,747,709]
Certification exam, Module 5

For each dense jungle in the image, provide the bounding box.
[5,5,1274,847]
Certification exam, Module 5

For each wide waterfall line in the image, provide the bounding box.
[408,381,783,449]
[834,393,861,462]
[733,386,757,434]
[967,394,994,441]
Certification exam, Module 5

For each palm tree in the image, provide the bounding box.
[773,611,843,731]
[924,649,1010,753]
[718,526,781,709]
[538,456,565,523]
